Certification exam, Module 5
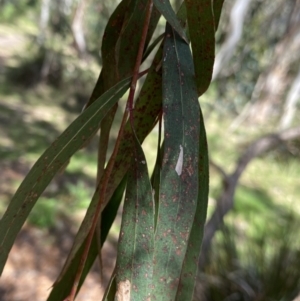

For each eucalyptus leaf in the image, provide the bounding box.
[153,0,188,42]
[213,0,225,31]
[175,109,209,301]
[49,43,164,299]
[152,23,200,299]
[0,76,131,275]
[185,0,215,96]
[115,130,154,301]
[47,176,127,301]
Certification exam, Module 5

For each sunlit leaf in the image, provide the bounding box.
[151,124,163,229]
[152,23,200,299]
[115,130,154,301]
[185,0,215,96]
[0,76,131,275]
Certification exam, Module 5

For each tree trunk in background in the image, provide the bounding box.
[279,67,300,129]
[212,0,252,81]
[72,0,88,58]
[245,1,300,124]
[38,0,51,44]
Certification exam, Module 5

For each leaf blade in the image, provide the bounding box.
[213,0,225,31]
[153,0,188,42]
[47,176,127,301]
[152,23,200,299]
[115,131,154,300]
[185,0,215,96]
[0,77,131,275]
[175,109,209,301]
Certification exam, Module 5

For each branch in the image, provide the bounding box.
[199,126,300,267]
[210,160,228,180]
[279,67,300,130]
[212,0,252,81]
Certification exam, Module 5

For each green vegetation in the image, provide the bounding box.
[0,0,300,300]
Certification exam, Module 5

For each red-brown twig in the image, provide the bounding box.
[64,1,153,300]
[127,0,153,127]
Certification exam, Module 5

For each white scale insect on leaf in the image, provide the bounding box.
[175,145,183,176]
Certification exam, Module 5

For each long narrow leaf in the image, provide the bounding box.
[50,2,188,287]
[87,0,160,108]
[213,0,225,32]
[50,44,163,294]
[47,176,127,301]
[115,130,154,300]
[0,76,131,275]
[185,0,215,96]
[115,0,160,80]
[175,110,209,300]
[153,0,188,42]
[103,273,117,301]
[151,125,163,230]
[82,0,160,159]
[152,23,200,299]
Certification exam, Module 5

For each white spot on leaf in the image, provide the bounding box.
[175,145,183,176]
[116,280,131,301]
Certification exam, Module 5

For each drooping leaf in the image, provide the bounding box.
[175,111,209,301]
[185,0,215,96]
[0,76,131,275]
[97,104,118,182]
[151,121,163,229]
[87,0,160,109]
[108,2,189,200]
[103,273,117,301]
[50,45,163,295]
[49,4,188,291]
[115,0,160,80]
[152,23,200,299]
[153,0,188,42]
[213,0,225,32]
[47,176,127,301]
[115,130,154,301]
[95,103,118,270]
[82,0,161,162]
[142,33,164,62]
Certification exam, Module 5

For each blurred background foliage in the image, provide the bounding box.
[0,0,300,300]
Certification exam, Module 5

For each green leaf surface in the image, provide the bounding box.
[87,0,160,108]
[142,33,164,62]
[0,76,131,275]
[55,47,162,283]
[47,176,127,301]
[213,0,225,31]
[49,44,163,297]
[115,0,160,80]
[103,273,117,301]
[175,110,209,301]
[153,0,188,42]
[185,0,215,96]
[152,23,200,299]
[115,130,154,300]
[151,124,163,230]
